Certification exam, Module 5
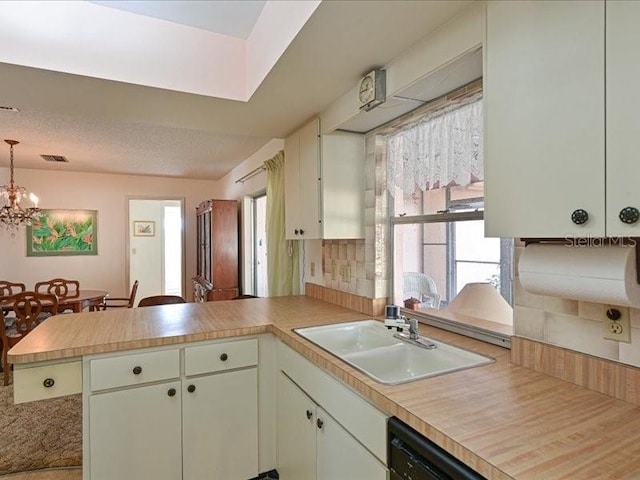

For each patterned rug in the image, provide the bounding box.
[0,374,82,475]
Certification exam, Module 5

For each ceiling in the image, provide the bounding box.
[89,1,267,39]
[0,0,475,181]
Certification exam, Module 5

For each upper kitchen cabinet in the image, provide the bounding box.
[284,118,365,240]
[485,1,614,238]
[606,1,640,237]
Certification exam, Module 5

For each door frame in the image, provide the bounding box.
[126,195,186,299]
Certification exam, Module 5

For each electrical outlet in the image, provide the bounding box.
[603,306,631,343]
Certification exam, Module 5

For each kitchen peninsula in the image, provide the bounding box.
[8,296,640,479]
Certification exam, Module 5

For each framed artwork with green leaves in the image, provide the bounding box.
[26,209,98,256]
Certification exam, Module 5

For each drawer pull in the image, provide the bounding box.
[132,366,142,375]
[220,353,228,362]
[187,384,196,393]
[619,207,640,224]
[43,378,55,388]
[167,388,176,397]
[306,409,313,420]
[571,209,589,225]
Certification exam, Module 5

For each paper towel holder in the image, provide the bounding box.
[521,237,640,285]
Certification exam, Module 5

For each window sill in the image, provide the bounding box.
[401,307,512,349]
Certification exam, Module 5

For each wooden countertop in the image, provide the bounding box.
[9,296,640,479]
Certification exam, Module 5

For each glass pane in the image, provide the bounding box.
[455,261,500,295]
[392,220,511,311]
[455,220,500,262]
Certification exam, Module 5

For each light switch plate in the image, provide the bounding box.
[603,306,631,343]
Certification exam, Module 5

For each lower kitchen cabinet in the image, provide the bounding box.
[182,368,258,480]
[89,380,182,480]
[85,338,259,480]
[277,373,317,480]
[276,371,387,480]
[276,373,387,480]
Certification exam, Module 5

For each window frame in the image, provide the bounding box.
[381,82,512,348]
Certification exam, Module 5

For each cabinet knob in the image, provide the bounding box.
[132,366,142,375]
[316,418,324,429]
[220,353,228,362]
[43,378,55,388]
[187,384,196,393]
[619,207,640,224]
[571,209,589,225]
[167,388,177,397]
[306,409,313,420]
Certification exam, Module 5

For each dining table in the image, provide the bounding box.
[57,290,109,313]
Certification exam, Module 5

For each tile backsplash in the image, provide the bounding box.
[513,243,640,368]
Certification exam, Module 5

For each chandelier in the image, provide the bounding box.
[0,139,41,235]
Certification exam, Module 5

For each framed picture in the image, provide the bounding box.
[133,220,155,237]
[27,209,98,256]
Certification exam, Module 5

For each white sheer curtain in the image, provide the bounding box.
[386,95,483,197]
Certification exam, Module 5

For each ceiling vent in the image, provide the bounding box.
[40,154,68,163]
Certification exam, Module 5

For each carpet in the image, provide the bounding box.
[0,374,82,475]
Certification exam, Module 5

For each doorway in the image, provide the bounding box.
[128,198,185,303]
[254,193,268,297]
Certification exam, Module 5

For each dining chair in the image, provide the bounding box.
[101,280,139,309]
[0,291,58,386]
[0,281,26,320]
[137,295,186,307]
[0,281,26,298]
[34,278,80,313]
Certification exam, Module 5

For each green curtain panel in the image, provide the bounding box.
[265,151,300,296]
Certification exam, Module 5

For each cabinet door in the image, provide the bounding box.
[484,0,605,237]
[276,373,317,480]
[183,368,258,480]
[298,118,321,239]
[284,130,302,239]
[321,132,365,239]
[316,407,388,480]
[89,381,182,480]
[606,0,640,236]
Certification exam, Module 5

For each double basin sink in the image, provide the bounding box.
[294,319,494,385]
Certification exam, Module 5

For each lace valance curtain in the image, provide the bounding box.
[386,95,483,197]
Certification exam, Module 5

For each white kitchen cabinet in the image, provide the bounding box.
[89,381,183,480]
[285,118,321,239]
[276,372,317,480]
[284,118,365,240]
[606,0,640,237]
[182,369,258,480]
[276,372,387,480]
[486,0,640,238]
[484,0,605,238]
[84,338,259,480]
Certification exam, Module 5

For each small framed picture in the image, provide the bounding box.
[133,220,155,237]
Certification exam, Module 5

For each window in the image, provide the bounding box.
[385,86,513,341]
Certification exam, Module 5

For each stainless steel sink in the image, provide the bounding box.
[294,320,494,385]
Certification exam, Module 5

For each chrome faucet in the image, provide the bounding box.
[407,318,419,340]
[384,314,419,340]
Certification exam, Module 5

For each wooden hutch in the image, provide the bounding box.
[192,199,239,302]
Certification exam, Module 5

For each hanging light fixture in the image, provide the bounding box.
[0,139,41,235]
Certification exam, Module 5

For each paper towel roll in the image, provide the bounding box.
[519,244,640,306]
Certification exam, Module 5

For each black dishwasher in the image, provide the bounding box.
[388,417,486,480]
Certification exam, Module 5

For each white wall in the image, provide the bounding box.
[0,167,220,299]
